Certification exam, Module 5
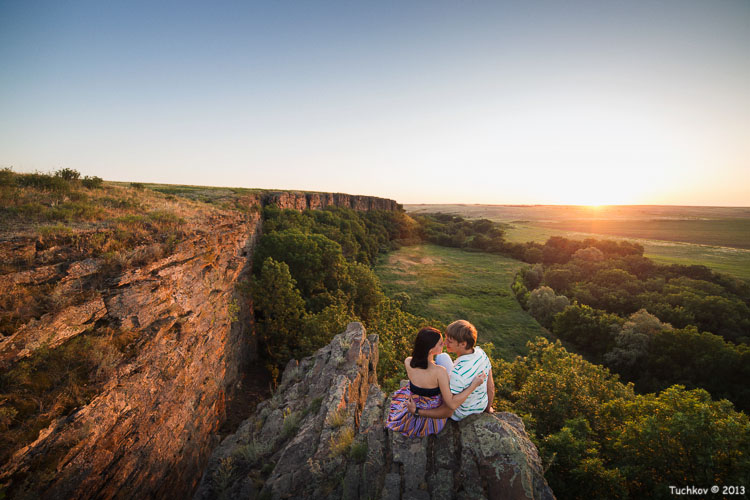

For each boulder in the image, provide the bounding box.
[195,323,554,500]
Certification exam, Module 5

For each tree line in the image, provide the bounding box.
[509,237,750,413]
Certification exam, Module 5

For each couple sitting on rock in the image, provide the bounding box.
[385,320,494,438]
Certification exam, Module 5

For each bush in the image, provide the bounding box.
[81,175,103,188]
[15,171,70,192]
[329,427,354,457]
[54,168,80,181]
[0,167,14,186]
[349,441,368,463]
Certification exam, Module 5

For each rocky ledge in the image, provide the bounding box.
[257,191,399,212]
[195,322,555,500]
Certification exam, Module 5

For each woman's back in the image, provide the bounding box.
[404,357,444,390]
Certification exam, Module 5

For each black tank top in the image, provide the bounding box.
[410,382,441,397]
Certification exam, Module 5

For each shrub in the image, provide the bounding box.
[233,439,269,464]
[81,175,103,188]
[329,426,354,457]
[281,408,301,440]
[15,171,70,192]
[54,168,80,181]
[0,167,14,186]
[326,405,347,428]
[349,441,368,463]
[37,223,73,238]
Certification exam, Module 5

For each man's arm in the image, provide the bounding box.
[405,397,454,418]
[485,368,495,413]
[404,371,485,419]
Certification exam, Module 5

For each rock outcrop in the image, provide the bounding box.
[195,323,555,500]
[259,191,399,212]
[0,212,261,499]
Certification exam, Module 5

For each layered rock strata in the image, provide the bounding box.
[259,191,399,212]
[0,212,261,499]
[195,323,555,500]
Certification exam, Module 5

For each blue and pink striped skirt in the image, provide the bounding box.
[385,386,447,438]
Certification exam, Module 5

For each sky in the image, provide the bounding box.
[1,0,748,206]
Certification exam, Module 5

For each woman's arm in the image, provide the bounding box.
[437,369,485,410]
[406,371,486,419]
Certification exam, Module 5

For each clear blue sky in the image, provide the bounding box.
[1,0,748,205]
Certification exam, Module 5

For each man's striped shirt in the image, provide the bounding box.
[449,346,491,421]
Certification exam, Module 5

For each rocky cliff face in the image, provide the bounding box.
[0,212,261,499]
[259,191,399,212]
[195,323,555,500]
[0,188,401,498]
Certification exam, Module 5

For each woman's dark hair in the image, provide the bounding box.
[410,327,442,369]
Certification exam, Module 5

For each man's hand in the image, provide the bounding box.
[405,395,417,415]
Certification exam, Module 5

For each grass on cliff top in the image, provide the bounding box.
[375,244,549,361]
[113,181,264,213]
[0,170,225,236]
[0,170,242,271]
[117,181,364,212]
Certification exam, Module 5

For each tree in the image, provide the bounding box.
[254,230,348,310]
[543,267,575,294]
[251,258,307,375]
[528,286,570,328]
[522,264,544,290]
[611,386,750,499]
[604,309,671,378]
[543,418,627,500]
[553,303,623,359]
[345,262,384,322]
[496,338,634,437]
[572,246,604,262]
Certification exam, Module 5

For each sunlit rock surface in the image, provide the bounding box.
[196,323,555,500]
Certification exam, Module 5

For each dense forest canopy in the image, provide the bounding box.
[250,207,750,499]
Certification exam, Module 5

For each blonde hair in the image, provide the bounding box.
[445,320,477,349]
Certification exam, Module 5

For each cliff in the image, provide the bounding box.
[0,211,260,498]
[258,191,400,212]
[0,187,400,498]
[195,323,555,500]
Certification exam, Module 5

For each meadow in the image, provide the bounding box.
[374,244,549,360]
[405,204,750,281]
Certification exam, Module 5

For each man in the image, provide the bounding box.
[407,319,494,420]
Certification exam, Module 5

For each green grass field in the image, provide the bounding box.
[505,223,750,281]
[375,244,549,361]
[405,205,750,282]
[532,218,750,249]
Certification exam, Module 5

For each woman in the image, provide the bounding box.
[385,327,486,437]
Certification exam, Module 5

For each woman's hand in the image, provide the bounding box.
[470,372,487,389]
